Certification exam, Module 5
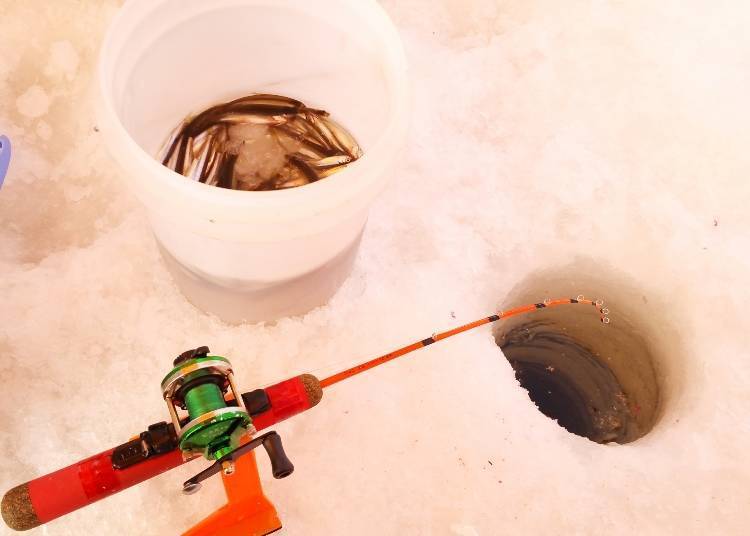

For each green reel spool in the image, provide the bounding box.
[161,349,253,461]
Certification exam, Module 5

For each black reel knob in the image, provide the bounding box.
[262,432,294,479]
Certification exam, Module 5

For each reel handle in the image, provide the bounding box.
[182,431,294,494]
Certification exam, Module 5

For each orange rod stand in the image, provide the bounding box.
[183,441,282,536]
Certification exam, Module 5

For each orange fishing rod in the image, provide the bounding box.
[320,296,609,389]
[2,296,607,534]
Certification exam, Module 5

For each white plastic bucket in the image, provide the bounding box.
[98,0,409,323]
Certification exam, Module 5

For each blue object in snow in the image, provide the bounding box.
[0,135,10,189]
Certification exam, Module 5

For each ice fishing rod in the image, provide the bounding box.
[2,297,607,533]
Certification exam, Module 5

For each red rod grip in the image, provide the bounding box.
[2,375,322,531]
[30,448,184,525]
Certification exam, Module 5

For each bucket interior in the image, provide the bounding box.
[106,1,394,158]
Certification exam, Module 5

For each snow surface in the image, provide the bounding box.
[1,1,749,535]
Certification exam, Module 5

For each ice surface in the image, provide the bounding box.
[1,1,749,535]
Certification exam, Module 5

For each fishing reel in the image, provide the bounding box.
[160,347,294,494]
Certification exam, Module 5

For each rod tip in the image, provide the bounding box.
[2,483,40,531]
